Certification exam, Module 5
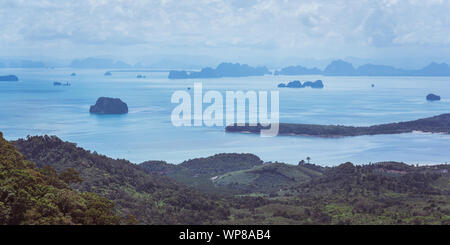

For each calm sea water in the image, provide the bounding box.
[1,68,450,165]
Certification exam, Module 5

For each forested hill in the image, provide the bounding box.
[141,153,264,176]
[226,113,450,137]
[12,135,231,224]
[7,133,450,224]
[139,153,265,193]
[168,62,271,79]
[0,132,119,225]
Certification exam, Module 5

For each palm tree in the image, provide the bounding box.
[306,157,311,164]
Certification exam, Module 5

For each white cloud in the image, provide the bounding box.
[0,0,449,60]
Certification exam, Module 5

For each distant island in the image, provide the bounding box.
[0,75,19,81]
[226,113,450,137]
[274,65,322,75]
[89,97,128,114]
[275,60,450,76]
[278,80,324,88]
[168,62,271,79]
[70,58,132,69]
[53,82,70,86]
[3,57,450,77]
[104,71,112,76]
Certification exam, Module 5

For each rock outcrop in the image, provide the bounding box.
[323,60,356,76]
[89,97,128,114]
[426,94,441,101]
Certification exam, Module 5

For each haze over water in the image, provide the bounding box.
[1,68,449,165]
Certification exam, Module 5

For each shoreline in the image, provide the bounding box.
[225,113,450,138]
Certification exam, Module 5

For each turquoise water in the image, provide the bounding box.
[1,68,450,165]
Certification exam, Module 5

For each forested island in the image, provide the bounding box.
[168,62,271,79]
[226,113,450,137]
[1,132,448,225]
[274,60,450,76]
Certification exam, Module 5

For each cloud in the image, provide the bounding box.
[0,0,450,59]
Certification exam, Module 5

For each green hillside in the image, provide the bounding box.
[7,133,450,225]
[0,132,119,225]
[219,162,450,225]
[140,153,264,193]
[12,135,231,224]
[214,163,323,194]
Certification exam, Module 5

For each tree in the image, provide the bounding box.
[59,168,83,184]
[306,157,311,164]
[0,133,120,225]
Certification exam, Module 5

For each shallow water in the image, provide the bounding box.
[1,68,449,165]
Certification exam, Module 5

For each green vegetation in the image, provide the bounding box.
[12,135,231,224]
[214,163,322,194]
[226,113,450,137]
[0,132,119,225]
[5,133,450,225]
[140,153,264,193]
[219,162,450,225]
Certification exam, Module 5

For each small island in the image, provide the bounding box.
[278,80,324,88]
[89,97,128,114]
[104,71,112,76]
[274,60,450,76]
[0,75,19,81]
[70,73,76,76]
[426,93,441,101]
[53,82,70,86]
[168,62,271,79]
[274,65,322,75]
[226,113,450,137]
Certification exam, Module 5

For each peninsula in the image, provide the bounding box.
[226,113,450,137]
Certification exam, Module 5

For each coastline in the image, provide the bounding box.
[225,113,450,137]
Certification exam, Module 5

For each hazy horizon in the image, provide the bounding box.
[1,0,450,69]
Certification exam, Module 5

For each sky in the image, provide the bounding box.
[1,0,450,68]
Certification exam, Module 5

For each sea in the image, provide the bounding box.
[1,68,450,166]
